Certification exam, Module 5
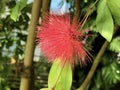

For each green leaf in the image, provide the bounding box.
[102,61,120,85]
[40,88,52,90]
[48,59,62,88]
[19,0,27,10]
[96,0,114,42]
[84,0,88,3]
[93,72,102,90]
[10,3,20,21]
[107,0,120,25]
[10,0,27,21]
[55,61,72,90]
[48,58,72,90]
[109,37,120,52]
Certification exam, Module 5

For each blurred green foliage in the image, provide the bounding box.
[0,0,120,90]
[0,0,30,89]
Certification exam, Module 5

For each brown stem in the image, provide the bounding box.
[77,41,109,90]
[41,0,51,21]
[20,0,42,90]
[73,0,81,24]
[77,25,119,90]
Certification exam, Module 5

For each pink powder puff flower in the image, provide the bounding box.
[37,14,91,65]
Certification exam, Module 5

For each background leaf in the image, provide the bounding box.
[10,0,27,21]
[109,37,120,53]
[96,0,114,42]
[107,0,120,25]
[19,0,27,10]
[10,3,20,21]
[101,61,120,85]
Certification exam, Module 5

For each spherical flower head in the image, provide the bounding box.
[37,14,91,65]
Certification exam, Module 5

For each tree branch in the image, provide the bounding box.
[20,0,42,90]
[77,41,109,90]
[73,0,81,24]
[41,0,51,20]
[77,25,119,90]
